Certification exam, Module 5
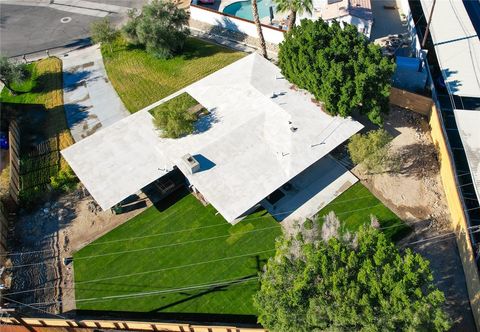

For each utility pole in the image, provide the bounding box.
[0,308,36,332]
[422,0,437,48]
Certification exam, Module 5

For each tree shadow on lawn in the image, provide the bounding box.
[148,274,258,313]
[181,37,240,60]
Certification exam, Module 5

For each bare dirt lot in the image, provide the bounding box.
[5,188,151,315]
[352,107,475,331]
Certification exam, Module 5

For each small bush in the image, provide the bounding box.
[50,166,78,192]
[91,18,119,52]
[151,93,199,138]
[348,129,394,173]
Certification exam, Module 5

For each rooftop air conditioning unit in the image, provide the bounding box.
[182,154,200,174]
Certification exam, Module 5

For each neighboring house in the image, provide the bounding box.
[298,0,373,38]
[190,0,372,46]
[62,54,363,224]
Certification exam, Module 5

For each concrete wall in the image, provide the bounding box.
[429,105,480,330]
[0,317,268,331]
[190,4,285,45]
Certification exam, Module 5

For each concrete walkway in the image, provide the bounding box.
[62,44,130,142]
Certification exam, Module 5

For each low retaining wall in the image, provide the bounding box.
[0,317,267,332]
[429,105,480,330]
[190,4,285,45]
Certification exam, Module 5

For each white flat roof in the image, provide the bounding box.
[62,54,363,222]
[453,109,480,201]
[420,0,480,98]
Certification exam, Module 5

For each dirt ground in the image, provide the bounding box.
[5,188,152,316]
[352,107,476,331]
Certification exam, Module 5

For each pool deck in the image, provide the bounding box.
[197,0,288,26]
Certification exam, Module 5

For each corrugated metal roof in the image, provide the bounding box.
[420,0,480,98]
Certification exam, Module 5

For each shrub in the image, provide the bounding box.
[151,93,199,138]
[90,18,119,52]
[348,129,394,173]
[50,166,78,192]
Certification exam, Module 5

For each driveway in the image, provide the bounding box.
[63,44,130,142]
[370,0,408,41]
[0,0,147,57]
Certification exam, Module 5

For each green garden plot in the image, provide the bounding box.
[74,193,281,314]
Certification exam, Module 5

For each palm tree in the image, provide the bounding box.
[274,0,313,31]
[252,0,268,58]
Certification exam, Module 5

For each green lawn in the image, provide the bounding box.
[102,38,245,113]
[316,182,409,241]
[74,192,281,314]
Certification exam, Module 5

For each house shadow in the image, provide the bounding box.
[192,154,216,171]
[149,274,257,313]
[149,186,190,212]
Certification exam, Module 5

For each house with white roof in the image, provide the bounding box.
[62,54,363,224]
[298,0,373,38]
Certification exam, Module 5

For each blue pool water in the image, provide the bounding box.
[223,0,274,21]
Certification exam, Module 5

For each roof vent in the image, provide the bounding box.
[182,154,200,174]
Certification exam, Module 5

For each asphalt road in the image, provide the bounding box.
[0,1,146,57]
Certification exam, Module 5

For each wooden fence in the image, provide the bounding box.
[0,200,9,308]
[0,317,267,332]
[389,87,433,116]
[8,120,21,204]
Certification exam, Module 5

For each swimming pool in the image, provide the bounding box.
[223,0,274,21]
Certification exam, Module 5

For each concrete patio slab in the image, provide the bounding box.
[62,44,130,142]
[261,156,358,225]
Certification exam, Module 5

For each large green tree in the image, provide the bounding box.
[123,0,189,59]
[254,216,450,332]
[273,0,313,31]
[278,19,395,124]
